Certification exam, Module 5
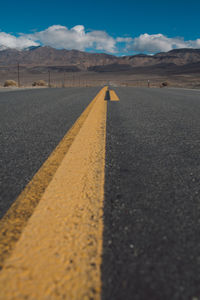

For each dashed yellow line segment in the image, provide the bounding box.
[110,89,120,101]
[0,87,108,300]
[0,87,106,270]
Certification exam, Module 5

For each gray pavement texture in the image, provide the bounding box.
[0,87,99,218]
[102,88,200,300]
[1,86,200,299]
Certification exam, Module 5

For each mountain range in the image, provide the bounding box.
[0,46,200,74]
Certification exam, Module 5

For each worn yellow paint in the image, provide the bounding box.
[110,89,120,101]
[0,87,107,300]
[0,87,107,270]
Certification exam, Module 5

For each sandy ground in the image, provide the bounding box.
[0,69,200,89]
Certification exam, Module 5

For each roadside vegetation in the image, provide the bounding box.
[4,80,17,87]
[32,80,47,87]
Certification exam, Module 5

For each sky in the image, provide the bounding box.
[0,0,200,55]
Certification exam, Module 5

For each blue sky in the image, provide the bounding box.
[0,0,200,55]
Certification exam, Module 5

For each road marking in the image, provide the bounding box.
[110,89,120,101]
[0,87,107,299]
[0,87,107,270]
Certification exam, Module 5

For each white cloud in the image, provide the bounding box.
[25,25,117,53]
[0,26,200,54]
[192,38,200,48]
[127,33,200,53]
[116,37,133,43]
[0,32,39,50]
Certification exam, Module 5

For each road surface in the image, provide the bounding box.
[0,87,99,218]
[0,87,200,299]
[103,87,200,300]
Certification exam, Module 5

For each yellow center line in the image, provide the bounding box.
[110,89,120,101]
[0,87,106,270]
[0,87,107,299]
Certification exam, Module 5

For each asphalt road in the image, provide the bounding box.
[102,87,200,300]
[0,87,99,218]
[1,86,200,299]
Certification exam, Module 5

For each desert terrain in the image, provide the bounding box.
[0,47,200,89]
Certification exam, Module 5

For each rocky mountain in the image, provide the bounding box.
[0,46,117,69]
[0,46,200,73]
[121,49,200,67]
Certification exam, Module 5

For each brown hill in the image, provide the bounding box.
[0,46,117,69]
[121,49,200,67]
[0,47,200,74]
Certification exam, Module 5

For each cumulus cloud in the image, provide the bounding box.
[0,25,117,53]
[127,33,200,53]
[116,37,133,43]
[24,25,117,53]
[0,26,200,54]
[0,32,39,50]
[193,38,200,48]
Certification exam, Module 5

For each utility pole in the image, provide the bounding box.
[63,71,65,88]
[17,63,20,87]
[48,70,51,88]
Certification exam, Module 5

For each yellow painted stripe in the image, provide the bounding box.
[110,89,120,101]
[0,87,107,270]
[0,88,107,299]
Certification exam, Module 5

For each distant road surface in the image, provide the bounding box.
[0,87,200,299]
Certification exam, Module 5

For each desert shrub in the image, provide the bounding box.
[32,80,46,86]
[161,81,169,87]
[4,80,17,87]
